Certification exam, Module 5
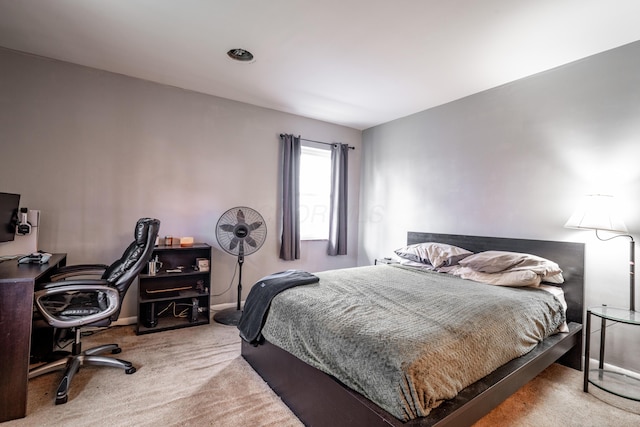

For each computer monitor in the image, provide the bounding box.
[0,192,20,243]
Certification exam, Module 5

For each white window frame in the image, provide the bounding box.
[299,144,331,240]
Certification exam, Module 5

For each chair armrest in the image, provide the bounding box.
[50,264,109,281]
[40,278,109,289]
[34,283,120,329]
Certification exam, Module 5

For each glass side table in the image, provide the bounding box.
[374,257,399,265]
[584,305,640,401]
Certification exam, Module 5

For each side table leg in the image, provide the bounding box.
[598,315,606,380]
[584,310,591,392]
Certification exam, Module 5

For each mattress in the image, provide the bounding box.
[260,264,566,421]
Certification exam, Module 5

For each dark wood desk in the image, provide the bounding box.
[0,253,67,422]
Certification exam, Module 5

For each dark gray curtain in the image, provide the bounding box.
[279,134,301,260]
[328,143,348,255]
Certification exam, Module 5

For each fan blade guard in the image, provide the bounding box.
[215,206,267,257]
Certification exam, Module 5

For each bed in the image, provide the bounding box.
[241,232,584,426]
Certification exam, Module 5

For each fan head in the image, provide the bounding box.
[216,207,267,257]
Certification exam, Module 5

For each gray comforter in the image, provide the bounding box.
[260,264,565,421]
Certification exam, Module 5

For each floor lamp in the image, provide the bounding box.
[565,194,635,312]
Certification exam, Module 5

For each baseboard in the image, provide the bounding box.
[113,316,137,326]
[211,301,243,312]
[113,301,244,327]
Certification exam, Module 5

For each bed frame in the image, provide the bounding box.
[242,232,585,426]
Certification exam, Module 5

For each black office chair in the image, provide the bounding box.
[29,217,160,404]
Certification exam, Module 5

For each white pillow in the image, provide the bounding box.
[398,259,435,270]
[455,266,542,287]
[541,272,565,284]
[458,250,563,283]
[394,242,472,268]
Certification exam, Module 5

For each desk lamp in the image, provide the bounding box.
[565,194,635,311]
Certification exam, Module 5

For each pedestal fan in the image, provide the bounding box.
[213,206,267,325]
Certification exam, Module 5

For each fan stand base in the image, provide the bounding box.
[213,307,243,326]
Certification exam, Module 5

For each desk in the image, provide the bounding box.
[0,253,67,422]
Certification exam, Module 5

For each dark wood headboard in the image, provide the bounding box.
[407,232,585,325]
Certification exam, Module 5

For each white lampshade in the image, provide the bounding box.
[564,194,628,233]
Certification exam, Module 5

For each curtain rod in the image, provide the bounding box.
[280,134,355,150]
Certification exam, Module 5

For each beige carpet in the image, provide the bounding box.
[6,321,640,427]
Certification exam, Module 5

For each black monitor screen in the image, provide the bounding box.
[0,192,20,243]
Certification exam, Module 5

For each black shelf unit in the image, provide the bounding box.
[136,243,211,335]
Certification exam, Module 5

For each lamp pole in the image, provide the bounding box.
[630,238,635,312]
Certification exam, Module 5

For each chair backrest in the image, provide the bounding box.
[102,218,161,300]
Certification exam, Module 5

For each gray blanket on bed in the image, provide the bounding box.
[260,264,565,421]
[238,269,319,344]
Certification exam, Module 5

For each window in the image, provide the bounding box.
[300,145,331,240]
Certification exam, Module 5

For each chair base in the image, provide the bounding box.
[29,343,136,405]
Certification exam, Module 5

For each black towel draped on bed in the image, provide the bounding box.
[238,269,319,344]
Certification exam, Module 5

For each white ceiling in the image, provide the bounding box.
[1,1,640,130]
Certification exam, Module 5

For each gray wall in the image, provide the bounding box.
[0,48,361,321]
[360,41,640,372]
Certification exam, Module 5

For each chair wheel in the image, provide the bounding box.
[126,366,136,374]
[112,347,122,354]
